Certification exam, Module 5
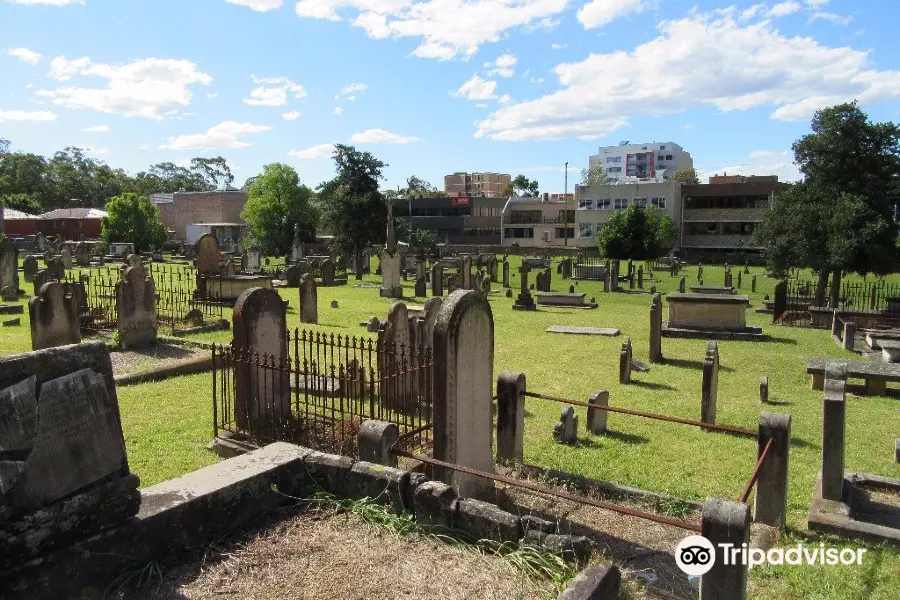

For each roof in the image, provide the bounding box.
[1,207,38,220]
[39,208,108,219]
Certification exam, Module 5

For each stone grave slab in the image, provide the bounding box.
[879,340,900,363]
[535,292,597,309]
[545,326,620,336]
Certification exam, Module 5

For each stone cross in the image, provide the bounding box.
[553,405,578,444]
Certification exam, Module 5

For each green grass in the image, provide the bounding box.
[4,254,899,598]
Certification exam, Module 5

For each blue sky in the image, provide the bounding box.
[1,0,898,193]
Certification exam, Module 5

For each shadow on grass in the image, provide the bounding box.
[763,399,793,407]
[763,336,799,345]
[600,429,650,445]
[629,380,678,391]
[663,358,703,370]
[789,437,819,450]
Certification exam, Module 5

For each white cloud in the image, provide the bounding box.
[224,0,283,11]
[289,143,336,159]
[346,95,356,101]
[282,110,301,120]
[551,43,566,49]
[475,103,488,108]
[809,11,852,26]
[8,47,41,65]
[243,75,306,106]
[82,124,110,132]
[0,109,57,123]
[454,74,497,100]
[698,150,801,183]
[332,106,343,115]
[161,121,272,150]
[295,0,568,60]
[78,145,108,156]
[207,92,219,99]
[578,0,651,30]
[349,128,419,144]
[498,94,512,104]
[44,56,212,119]
[768,2,801,17]
[474,11,900,141]
[484,53,516,77]
[805,0,830,7]
[135,143,150,150]
[340,82,368,95]
[5,0,84,4]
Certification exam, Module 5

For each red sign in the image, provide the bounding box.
[452,196,470,205]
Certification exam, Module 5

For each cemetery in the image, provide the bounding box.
[1,228,898,600]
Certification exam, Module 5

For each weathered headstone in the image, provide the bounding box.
[751,274,757,293]
[232,287,291,433]
[224,259,236,277]
[447,274,459,294]
[285,264,302,287]
[299,273,318,324]
[126,253,142,269]
[367,316,381,332]
[0,236,20,295]
[244,247,261,274]
[701,341,719,427]
[637,266,643,289]
[115,266,157,350]
[724,271,733,288]
[619,337,632,384]
[513,263,536,311]
[737,270,743,289]
[649,293,663,363]
[586,390,609,435]
[679,276,686,293]
[462,256,472,290]
[481,275,492,296]
[473,270,483,293]
[60,247,73,270]
[23,255,38,283]
[195,233,220,275]
[75,241,90,267]
[380,251,402,298]
[28,281,81,350]
[415,275,427,297]
[321,258,335,286]
[760,376,769,403]
[553,406,578,444]
[820,362,846,501]
[431,262,443,296]
[502,261,510,288]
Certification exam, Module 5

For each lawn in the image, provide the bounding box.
[3,255,898,598]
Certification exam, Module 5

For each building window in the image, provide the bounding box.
[633,197,648,209]
[606,156,621,164]
[597,198,611,210]
[504,227,534,239]
[660,144,667,150]
[614,198,628,210]
[608,167,622,173]
[658,155,665,161]
[666,154,673,160]
[651,197,667,209]
[578,198,594,210]
[579,223,594,238]
[555,227,575,239]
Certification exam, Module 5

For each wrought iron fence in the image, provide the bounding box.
[574,257,607,281]
[212,329,433,457]
[779,278,900,327]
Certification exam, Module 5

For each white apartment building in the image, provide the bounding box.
[573,181,683,247]
[588,141,693,183]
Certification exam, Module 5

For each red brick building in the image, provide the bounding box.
[1,207,40,237]
[37,208,107,240]
[152,190,248,241]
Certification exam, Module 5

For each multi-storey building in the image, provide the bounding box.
[573,181,682,248]
[588,142,693,183]
[500,195,575,248]
[393,195,505,245]
[151,190,248,241]
[444,172,511,198]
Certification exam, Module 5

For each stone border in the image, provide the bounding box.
[808,473,900,547]
[113,353,215,386]
[156,334,219,350]
[168,319,230,337]
[661,325,765,341]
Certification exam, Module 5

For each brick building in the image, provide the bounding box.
[151,190,248,241]
[37,208,107,240]
[444,172,511,198]
[1,207,40,237]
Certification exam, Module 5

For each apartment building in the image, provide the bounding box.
[394,195,506,245]
[588,142,693,183]
[574,181,683,248]
[500,196,575,249]
[444,172,511,198]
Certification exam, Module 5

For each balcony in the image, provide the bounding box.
[683,208,767,222]
[681,234,762,249]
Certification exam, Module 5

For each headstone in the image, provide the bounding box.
[553,406,578,444]
[820,362,846,501]
[28,281,81,350]
[432,290,495,500]
[60,248,72,270]
[244,248,261,274]
[0,237,20,295]
[502,261,510,288]
[285,264,302,287]
[649,293,663,363]
[679,276,686,293]
[299,273,318,324]
[23,255,38,283]
[418,296,443,350]
[415,275,427,297]
[754,412,792,529]
[321,258,335,286]
[569,284,575,293]
[380,250,402,298]
[3,317,21,326]
[367,316,381,332]
[701,341,719,427]
[462,256,472,290]
[195,233,221,275]
[447,274,459,294]
[75,242,89,266]
[496,371,525,462]
[637,266,643,289]
[331,300,338,309]
[698,263,703,282]
[737,270,742,289]
[35,232,46,251]
[773,280,787,321]
[481,275,491,296]
[115,266,157,350]
[751,274,757,293]
[725,271,733,288]
[513,263,536,311]
[125,253,142,269]
[232,287,290,433]
[431,262,443,296]
[760,376,769,403]
[505,289,512,298]
[619,337,632,384]
[586,390,609,435]
[473,270,483,293]
[224,259,236,277]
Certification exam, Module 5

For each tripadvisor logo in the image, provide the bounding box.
[675,535,867,575]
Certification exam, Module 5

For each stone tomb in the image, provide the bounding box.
[535,292,597,309]
[663,292,763,340]
[195,234,221,275]
[690,285,735,295]
[116,266,157,350]
[0,341,140,572]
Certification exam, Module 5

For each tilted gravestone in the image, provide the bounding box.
[0,236,19,295]
[232,287,290,433]
[115,266,157,350]
[23,255,38,283]
[701,341,719,427]
[28,282,81,350]
[195,233,221,276]
[619,337,632,384]
[553,405,578,444]
[415,275,427,298]
[0,341,140,573]
[299,273,318,324]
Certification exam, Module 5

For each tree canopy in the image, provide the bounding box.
[505,174,540,197]
[580,165,607,187]
[672,167,700,184]
[240,163,318,256]
[595,205,678,260]
[101,193,168,252]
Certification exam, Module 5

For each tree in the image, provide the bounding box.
[101,193,168,252]
[408,228,434,257]
[0,138,9,155]
[595,204,678,260]
[190,156,234,189]
[756,102,900,305]
[240,163,318,256]
[318,144,388,278]
[505,174,540,197]
[580,165,607,187]
[405,175,440,198]
[673,167,700,184]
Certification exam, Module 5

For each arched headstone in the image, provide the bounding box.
[28,281,81,350]
[299,273,318,324]
[195,234,221,275]
[116,266,157,349]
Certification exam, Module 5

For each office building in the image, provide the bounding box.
[500,195,575,248]
[588,142,693,183]
[444,172,511,198]
[574,181,682,248]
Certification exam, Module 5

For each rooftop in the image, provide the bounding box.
[38,208,108,219]
[1,207,38,220]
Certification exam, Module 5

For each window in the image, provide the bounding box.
[606,156,622,163]
[666,154,673,160]
[504,227,534,239]
[578,198,594,210]
[633,197,648,209]
[658,155,665,162]
[579,223,594,238]
[651,197,667,209]
[608,166,622,173]
[597,198,611,210]
[555,227,575,239]
[660,144,667,150]
[614,198,628,209]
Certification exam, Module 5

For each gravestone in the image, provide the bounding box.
[75,242,91,267]
[35,233,46,251]
[619,337,632,384]
[473,270,483,293]
[725,271,733,288]
[32,270,49,297]
[760,376,769,404]
[462,256,472,290]
[244,248,261,274]
[637,266,643,289]
[701,341,719,427]
[502,261,510,288]
[23,255,38,283]
[698,263,703,282]
[481,275,491,296]
[432,290,495,500]
[431,262,443,296]
[60,248,72,270]
[488,257,498,282]
[586,390,609,435]
[820,362,847,501]
[125,253,142,269]
[115,266,157,349]
[367,316,381,332]
[285,264,302,287]
[224,259,236,277]
[553,406,578,444]
[321,258,335,286]
[649,293,663,363]
[196,233,221,275]
[447,274,459,294]
[0,237,20,295]
[232,287,291,433]
[299,273,318,324]
[28,281,81,350]
[737,270,742,289]
[679,276,686,293]
[505,289,512,298]
[513,263,536,311]
[381,302,414,412]
[415,275,427,298]
[380,251,402,298]
[418,296,443,350]
[569,284,575,293]
[751,275,757,293]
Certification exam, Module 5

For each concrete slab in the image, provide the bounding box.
[546,326,620,336]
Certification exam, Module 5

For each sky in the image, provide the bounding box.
[1,0,899,193]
